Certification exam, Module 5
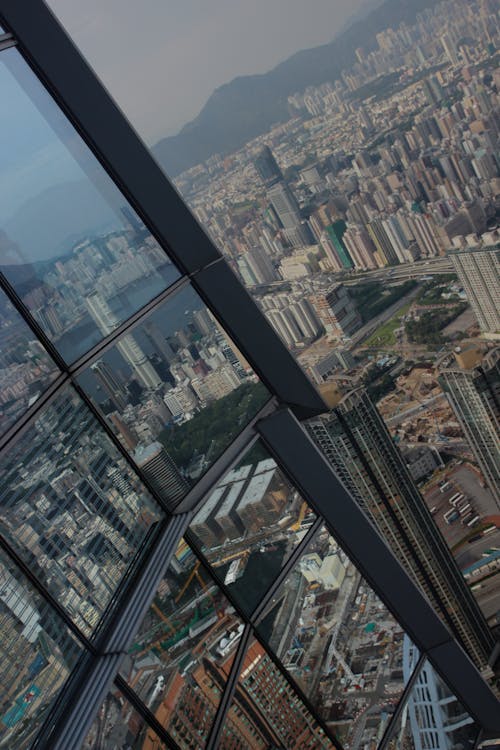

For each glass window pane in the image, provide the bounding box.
[221,638,336,749]
[257,524,413,747]
[0,290,59,436]
[0,549,82,750]
[120,540,244,749]
[0,387,162,636]
[384,654,479,750]
[78,285,269,507]
[190,440,316,615]
[83,688,169,749]
[0,48,180,364]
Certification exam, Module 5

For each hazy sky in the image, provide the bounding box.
[47,0,370,143]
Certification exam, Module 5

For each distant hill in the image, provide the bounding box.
[153,0,439,177]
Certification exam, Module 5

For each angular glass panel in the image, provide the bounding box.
[384,652,478,750]
[0,48,180,363]
[190,440,316,615]
[120,540,244,749]
[0,549,82,749]
[0,290,59,436]
[78,285,269,507]
[84,688,169,749]
[221,638,336,749]
[257,524,412,747]
[0,387,162,636]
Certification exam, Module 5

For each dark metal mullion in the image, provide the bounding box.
[191,261,327,419]
[257,408,453,649]
[69,378,175,516]
[249,626,344,750]
[96,513,189,654]
[377,652,426,750]
[174,398,277,515]
[205,623,253,750]
[67,274,190,377]
[37,513,189,750]
[256,408,500,730]
[0,1,220,277]
[335,409,471,648]
[113,675,181,750]
[250,516,324,624]
[0,34,14,49]
[0,371,67,454]
[183,534,343,748]
[181,525,342,743]
[0,271,69,372]
[90,518,167,648]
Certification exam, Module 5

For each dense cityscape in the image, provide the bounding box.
[0,0,499,748]
[171,0,500,642]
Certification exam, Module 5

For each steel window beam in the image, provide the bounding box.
[256,407,500,732]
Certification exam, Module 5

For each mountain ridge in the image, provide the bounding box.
[152,0,439,177]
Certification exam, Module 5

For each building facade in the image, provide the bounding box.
[449,246,500,335]
[439,347,500,508]
[307,387,495,673]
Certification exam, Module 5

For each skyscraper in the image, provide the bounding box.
[267,182,302,229]
[134,441,188,509]
[439,346,500,508]
[449,246,500,335]
[86,293,162,389]
[307,387,495,674]
[253,145,283,187]
[90,359,128,411]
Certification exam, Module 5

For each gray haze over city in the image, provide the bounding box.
[46,0,374,140]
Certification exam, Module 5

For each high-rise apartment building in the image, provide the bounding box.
[0,4,498,750]
[134,441,188,509]
[439,346,500,508]
[267,182,302,229]
[311,283,362,340]
[449,246,500,335]
[307,387,495,673]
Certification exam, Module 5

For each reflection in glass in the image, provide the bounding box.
[385,645,478,750]
[79,286,269,507]
[120,540,244,749]
[257,524,410,748]
[190,440,316,614]
[0,388,162,636]
[0,48,180,363]
[0,290,59,436]
[0,549,82,750]
[221,638,336,749]
[83,688,168,749]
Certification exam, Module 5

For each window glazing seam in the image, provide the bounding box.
[378,652,426,750]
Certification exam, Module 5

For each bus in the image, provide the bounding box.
[439,481,451,493]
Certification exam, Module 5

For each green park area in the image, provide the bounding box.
[364,303,412,348]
